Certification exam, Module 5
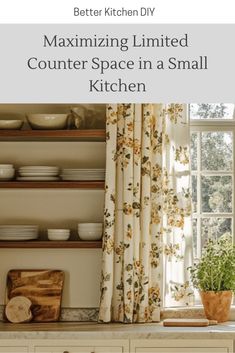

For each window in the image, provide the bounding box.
[190,103,235,259]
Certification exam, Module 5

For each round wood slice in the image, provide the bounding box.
[5,296,33,323]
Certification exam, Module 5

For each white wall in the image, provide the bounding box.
[0,104,106,307]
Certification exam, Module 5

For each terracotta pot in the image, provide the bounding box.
[200,290,233,323]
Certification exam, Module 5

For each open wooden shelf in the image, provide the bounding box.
[0,241,102,249]
[0,181,105,189]
[0,129,106,141]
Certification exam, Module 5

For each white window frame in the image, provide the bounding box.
[190,108,235,258]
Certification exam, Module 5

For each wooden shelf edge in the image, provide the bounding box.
[0,241,102,248]
[0,129,106,141]
[0,181,105,189]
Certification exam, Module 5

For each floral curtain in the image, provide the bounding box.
[99,104,194,323]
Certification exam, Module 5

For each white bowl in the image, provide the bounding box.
[27,114,68,130]
[0,120,23,130]
[78,230,103,241]
[78,227,103,231]
[78,226,103,230]
[78,228,103,232]
[48,231,70,235]
[48,234,70,241]
[78,223,103,228]
[48,229,70,233]
[0,164,14,169]
[0,168,15,180]
[48,229,70,238]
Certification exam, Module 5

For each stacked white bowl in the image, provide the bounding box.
[48,229,70,241]
[0,164,15,181]
[78,223,103,241]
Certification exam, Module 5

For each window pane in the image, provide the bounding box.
[192,218,198,257]
[190,103,234,119]
[201,218,232,247]
[201,175,232,213]
[192,175,197,213]
[190,133,197,170]
[201,132,232,171]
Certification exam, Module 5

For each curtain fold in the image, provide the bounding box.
[99,104,193,323]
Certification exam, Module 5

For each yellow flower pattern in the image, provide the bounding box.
[99,104,193,323]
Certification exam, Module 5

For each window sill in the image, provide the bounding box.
[161,306,235,321]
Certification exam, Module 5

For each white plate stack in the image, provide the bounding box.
[61,169,105,181]
[17,166,60,181]
[0,225,39,241]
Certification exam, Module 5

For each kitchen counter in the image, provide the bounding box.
[0,321,235,340]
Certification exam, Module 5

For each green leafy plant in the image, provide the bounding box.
[189,235,235,292]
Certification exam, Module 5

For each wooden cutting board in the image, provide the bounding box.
[6,269,64,322]
[163,319,217,327]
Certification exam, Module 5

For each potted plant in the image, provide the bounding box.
[189,235,235,323]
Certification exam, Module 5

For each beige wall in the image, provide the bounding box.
[0,249,102,307]
[0,104,106,308]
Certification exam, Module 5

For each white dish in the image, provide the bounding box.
[0,120,23,130]
[62,169,105,172]
[78,223,103,227]
[19,165,59,169]
[0,231,38,234]
[0,168,15,180]
[0,229,38,233]
[62,172,105,175]
[78,222,103,241]
[19,172,59,175]
[48,233,70,237]
[0,225,38,228]
[0,228,38,232]
[0,164,14,169]
[0,226,38,230]
[19,165,59,172]
[48,229,70,236]
[48,234,70,241]
[78,224,103,227]
[78,225,103,230]
[0,232,38,238]
[62,171,104,173]
[78,229,103,232]
[0,236,38,241]
[61,176,104,181]
[0,230,38,233]
[61,171,105,174]
[27,114,68,130]
[48,228,70,232]
[17,176,59,181]
[78,228,103,232]
[78,231,103,241]
[61,173,105,177]
[62,172,105,174]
